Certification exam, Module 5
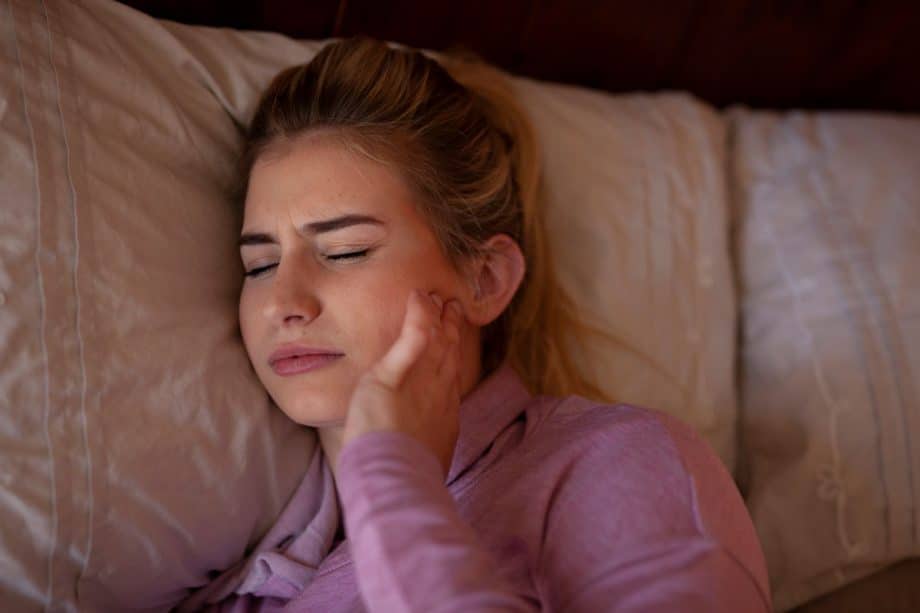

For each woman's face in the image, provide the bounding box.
[238,134,475,427]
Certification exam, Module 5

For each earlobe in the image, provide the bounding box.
[464,234,526,327]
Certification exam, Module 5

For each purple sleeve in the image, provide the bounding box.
[337,410,772,613]
[336,430,536,612]
[551,539,769,612]
[537,407,773,612]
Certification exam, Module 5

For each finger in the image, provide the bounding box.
[427,293,445,334]
[436,301,462,375]
[429,292,444,315]
[373,289,431,388]
[443,300,461,344]
[423,292,450,363]
[431,301,457,371]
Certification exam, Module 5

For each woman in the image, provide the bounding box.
[194,36,771,612]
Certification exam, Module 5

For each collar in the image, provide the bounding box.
[446,360,535,485]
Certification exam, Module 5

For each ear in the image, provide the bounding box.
[462,234,526,327]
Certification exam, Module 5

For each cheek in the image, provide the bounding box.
[350,253,463,360]
[350,283,411,362]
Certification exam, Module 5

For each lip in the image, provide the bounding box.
[268,342,344,377]
[268,344,344,365]
[270,353,343,377]
[268,344,344,377]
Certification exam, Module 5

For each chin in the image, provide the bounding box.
[272,386,350,428]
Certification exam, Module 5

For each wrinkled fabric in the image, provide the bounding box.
[185,362,771,612]
[730,107,920,610]
[2,1,319,610]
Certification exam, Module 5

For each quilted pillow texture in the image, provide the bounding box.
[730,107,920,611]
[1,0,738,609]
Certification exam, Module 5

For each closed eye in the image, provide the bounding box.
[243,263,276,278]
[327,249,370,261]
[243,249,371,278]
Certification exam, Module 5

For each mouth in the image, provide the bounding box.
[270,353,343,377]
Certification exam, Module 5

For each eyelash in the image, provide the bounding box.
[244,250,371,278]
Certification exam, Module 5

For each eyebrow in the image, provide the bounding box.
[239,214,385,248]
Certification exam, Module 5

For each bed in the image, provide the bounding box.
[1,0,918,611]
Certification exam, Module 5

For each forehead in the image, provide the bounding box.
[244,134,419,224]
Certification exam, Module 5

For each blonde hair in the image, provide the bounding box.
[237,36,607,401]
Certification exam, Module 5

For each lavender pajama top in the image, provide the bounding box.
[180,361,772,612]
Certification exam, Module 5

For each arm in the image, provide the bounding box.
[334,291,533,610]
[337,430,536,613]
[536,406,772,613]
[555,538,770,612]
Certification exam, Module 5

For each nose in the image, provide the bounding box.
[263,257,321,327]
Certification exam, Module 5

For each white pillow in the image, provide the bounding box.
[730,107,920,611]
[0,0,739,608]
[514,78,737,471]
[1,1,318,610]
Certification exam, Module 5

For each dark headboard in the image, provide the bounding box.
[119,0,920,112]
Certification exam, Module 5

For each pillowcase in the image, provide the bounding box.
[513,78,737,471]
[1,1,318,610]
[0,0,738,608]
[730,107,920,611]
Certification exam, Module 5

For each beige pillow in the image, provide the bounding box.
[730,107,920,611]
[0,0,738,609]
[514,78,737,471]
[1,1,317,610]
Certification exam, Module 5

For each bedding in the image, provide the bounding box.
[730,106,920,610]
[0,0,756,609]
[1,1,319,610]
[792,557,920,612]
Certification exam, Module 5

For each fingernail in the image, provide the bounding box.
[449,301,462,316]
[430,293,443,309]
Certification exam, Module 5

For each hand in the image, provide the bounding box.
[343,289,464,478]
